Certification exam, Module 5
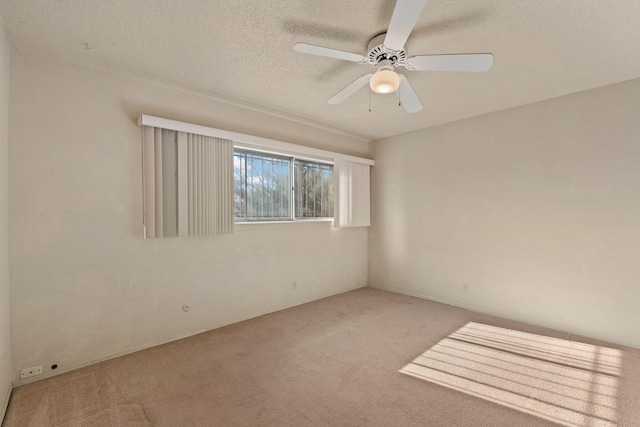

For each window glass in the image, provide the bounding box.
[294,160,334,219]
[234,150,291,221]
[234,149,334,222]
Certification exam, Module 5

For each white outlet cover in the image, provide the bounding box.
[20,365,43,379]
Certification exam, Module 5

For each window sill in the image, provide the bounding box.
[234,219,334,231]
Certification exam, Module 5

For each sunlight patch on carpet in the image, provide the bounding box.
[400,322,621,427]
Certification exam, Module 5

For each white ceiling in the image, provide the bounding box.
[1,0,639,141]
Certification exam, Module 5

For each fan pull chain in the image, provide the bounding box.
[368,89,372,112]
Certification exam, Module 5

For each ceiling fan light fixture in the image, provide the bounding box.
[369,68,400,94]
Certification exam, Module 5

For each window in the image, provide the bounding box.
[139,114,373,235]
[294,159,333,219]
[234,149,333,222]
[234,150,291,221]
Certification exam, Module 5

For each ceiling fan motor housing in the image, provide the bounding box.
[367,33,406,67]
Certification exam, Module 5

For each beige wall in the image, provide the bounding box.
[370,78,640,349]
[0,14,11,418]
[8,51,369,384]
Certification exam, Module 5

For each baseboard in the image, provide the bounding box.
[369,284,640,350]
[0,381,11,425]
[14,284,367,386]
[369,284,482,313]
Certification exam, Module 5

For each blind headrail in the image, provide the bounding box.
[138,114,374,166]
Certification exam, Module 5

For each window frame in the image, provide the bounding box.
[233,146,335,224]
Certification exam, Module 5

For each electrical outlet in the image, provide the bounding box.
[462,282,470,293]
[292,281,297,290]
[20,365,43,379]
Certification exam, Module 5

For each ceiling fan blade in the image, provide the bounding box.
[384,0,429,51]
[397,75,423,113]
[327,74,373,104]
[408,53,493,72]
[294,43,365,63]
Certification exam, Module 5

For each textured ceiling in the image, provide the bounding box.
[1,0,639,140]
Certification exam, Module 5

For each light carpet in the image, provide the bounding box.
[3,289,640,426]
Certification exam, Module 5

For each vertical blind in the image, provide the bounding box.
[333,158,371,227]
[143,126,234,238]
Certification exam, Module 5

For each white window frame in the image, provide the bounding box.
[233,147,335,223]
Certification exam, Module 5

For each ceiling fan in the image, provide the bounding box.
[293,0,493,113]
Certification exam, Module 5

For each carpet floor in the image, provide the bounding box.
[3,288,640,426]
